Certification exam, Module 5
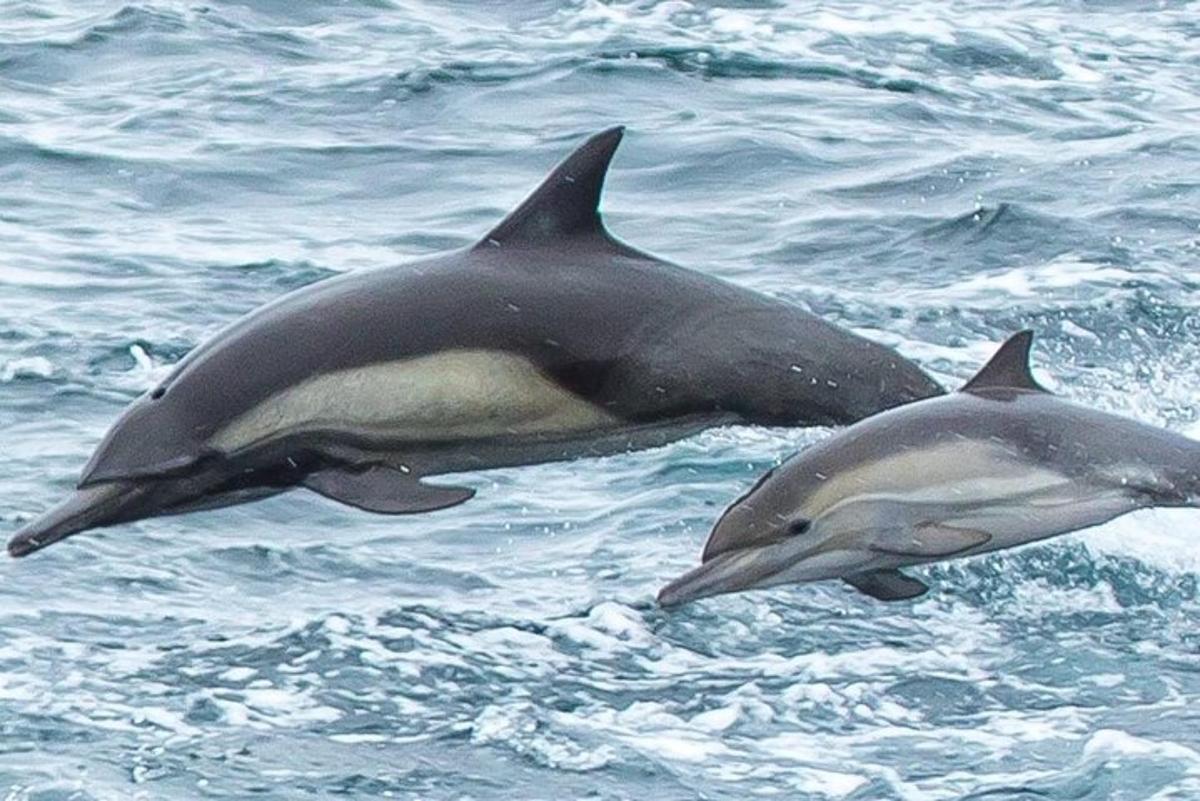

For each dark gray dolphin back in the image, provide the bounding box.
[960,331,1200,499]
[79,126,636,486]
[78,126,942,489]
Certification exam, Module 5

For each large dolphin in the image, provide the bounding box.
[658,330,1200,607]
[8,126,941,558]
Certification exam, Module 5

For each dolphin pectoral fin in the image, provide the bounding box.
[844,569,929,601]
[869,523,991,558]
[303,466,475,514]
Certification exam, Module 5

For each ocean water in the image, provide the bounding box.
[2,1,1200,798]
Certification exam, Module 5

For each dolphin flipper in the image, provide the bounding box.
[303,465,475,514]
[844,569,929,601]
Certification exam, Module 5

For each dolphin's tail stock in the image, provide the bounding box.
[8,481,144,557]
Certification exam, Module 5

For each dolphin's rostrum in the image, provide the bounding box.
[9,127,941,558]
[658,330,1200,607]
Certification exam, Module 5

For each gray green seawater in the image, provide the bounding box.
[2,2,1200,799]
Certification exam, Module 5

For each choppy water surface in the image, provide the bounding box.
[3,1,1200,798]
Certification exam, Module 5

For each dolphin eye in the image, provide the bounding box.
[787,518,811,536]
[150,387,166,400]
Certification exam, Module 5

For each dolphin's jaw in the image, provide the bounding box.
[657,534,874,608]
[658,549,752,607]
[7,481,148,557]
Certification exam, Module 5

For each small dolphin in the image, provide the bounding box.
[658,330,1200,607]
[8,126,941,558]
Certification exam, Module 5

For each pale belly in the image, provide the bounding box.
[210,349,622,453]
[808,438,1148,567]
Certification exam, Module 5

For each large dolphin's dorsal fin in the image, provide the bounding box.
[477,126,625,249]
[961,329,1048,394]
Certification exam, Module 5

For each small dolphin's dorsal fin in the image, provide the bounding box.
[477,126,625,249]
[961,330,1048,394]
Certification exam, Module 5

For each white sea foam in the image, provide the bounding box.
[889,255,1153,307]
[0,356,55,382]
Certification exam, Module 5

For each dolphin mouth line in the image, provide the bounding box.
[79,449,214,489]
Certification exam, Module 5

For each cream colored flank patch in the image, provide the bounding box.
[805,439,1070,517]
[211,349,620,452]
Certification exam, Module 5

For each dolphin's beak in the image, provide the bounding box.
[657,543,794,608]
[8,481,144,557]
